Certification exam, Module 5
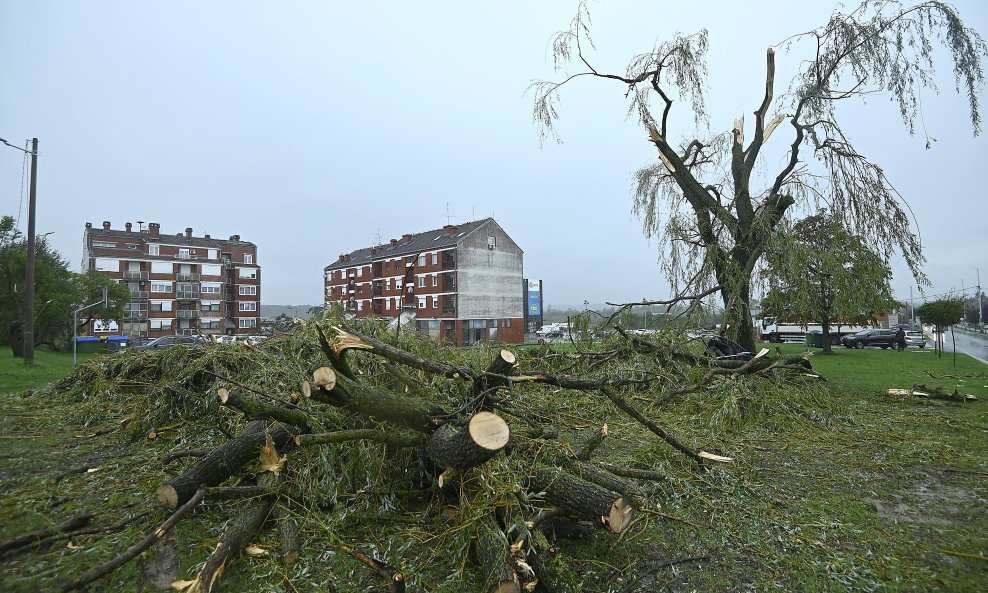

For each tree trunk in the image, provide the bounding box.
[426,412,510,470]
[719,274,756,352]
[529,469,634,534]
[156,423,293,509]
[192,492,275,593]
[315,374,448,434]
[474,516,520,593]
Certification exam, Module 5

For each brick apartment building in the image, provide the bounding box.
[324,218,523,345]
[83,221,260,338]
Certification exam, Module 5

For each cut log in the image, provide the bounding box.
[426,412,510,470]
[568,460,647,509]
[574,424,607,461]
[314,373,448,433]
[0,512,94,557]
[472,349,517,408]
[191,491,275,593]
[530,469,634,534]
[218,388,314,430]
[156,423,293,509]
[474,516,520,593]
[274,505,300,567]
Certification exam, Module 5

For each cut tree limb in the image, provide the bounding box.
[472,349,517,409]
[58,487,207,592]
[190,490,276,593]
[574,424,608,461]
[0,512,94,557]
[474,515,521,593]
[426,412,511,470]
[218,387,315,430]
[156,423,294,509]
[331,324,475,381]
[530,469,634,534]
[311,373,449,433]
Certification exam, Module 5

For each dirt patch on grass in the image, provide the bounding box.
[867,465,984,526]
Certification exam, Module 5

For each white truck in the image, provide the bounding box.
[756,317,869,344]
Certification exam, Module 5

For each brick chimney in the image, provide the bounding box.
[185,227,193,240]
[443,224,458,234]
[102,221,111,230]
[149,223,160,238]
[204,234,210,239]
[229,234,240,242]
[85,222,92,229]
[125,222,132,232]
[390,239,398,246]
[402,233,413,243]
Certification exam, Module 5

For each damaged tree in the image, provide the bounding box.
[532,1,987,351]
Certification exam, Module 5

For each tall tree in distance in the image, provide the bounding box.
[917,297,965,364]
[760,212,900,353]
[532,1,986,350]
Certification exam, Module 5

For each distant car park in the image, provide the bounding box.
[134,335,210,350]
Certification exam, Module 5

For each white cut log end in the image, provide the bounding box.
[605,497,634,534]
[468,412,511,451]
[156,484,179,509]
[217,388,230,404]
[500,349,516,366]
[312,366,337,390]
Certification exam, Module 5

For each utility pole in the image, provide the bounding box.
[23,138,38,366]
[977,267,983,328]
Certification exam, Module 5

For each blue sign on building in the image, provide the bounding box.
[528,289,541,316]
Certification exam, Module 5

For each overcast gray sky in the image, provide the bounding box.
[2,1,985,309]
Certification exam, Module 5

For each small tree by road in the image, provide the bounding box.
[917,297,966,365]
[760,212,900,353]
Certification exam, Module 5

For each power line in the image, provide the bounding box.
[0,136,31,154]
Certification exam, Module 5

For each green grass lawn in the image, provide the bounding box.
[0,339,985,592]
[0,348,98,394]
[769,341,988,399]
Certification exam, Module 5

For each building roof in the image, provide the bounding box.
[324,218,496,271]
[85,225,256,249]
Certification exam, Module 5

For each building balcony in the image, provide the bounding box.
[200,309,222,318]
[177,310,200,319]
[176,253,198,260]
[442,254,456,270]
[176,273,200,282]
[176,291,200,301]
[123,311,149,321]
[130,290,149,299]
[124,271,149,280]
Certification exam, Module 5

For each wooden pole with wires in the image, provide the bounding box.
[23,138,39,366]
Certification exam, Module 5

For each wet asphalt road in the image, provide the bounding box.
[933,329,988,365]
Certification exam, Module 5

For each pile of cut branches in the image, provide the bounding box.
[3,311,824,592]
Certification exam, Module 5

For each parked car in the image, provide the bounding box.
[904,330,926,348]
[840,329,896,349]
[134,335,210,350]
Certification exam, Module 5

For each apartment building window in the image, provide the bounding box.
[239,285,257,296]
[487,235,496,249]
[150,300,173,312]
[418,297,426,309]
[432,253,438,265]
[418,276,426,288]
[386,299,391,310]
[149,244,160,256]
[150,319,173,330]
[93,241,116,248]
[179,248,190,259]
[239,302,257,311]
[151,261,173,274]
[238,267,257,279]
[418,255,426,267]
[432,274,438,287]
[151,281,173,293]
[201,283,221,295]
[358,301,365,312]
[208,249,218,259]
[239,318,257,329]
[386,278,392,291]
[95,258,119,272]
[432,296,438,309]
[244,254,253,264]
